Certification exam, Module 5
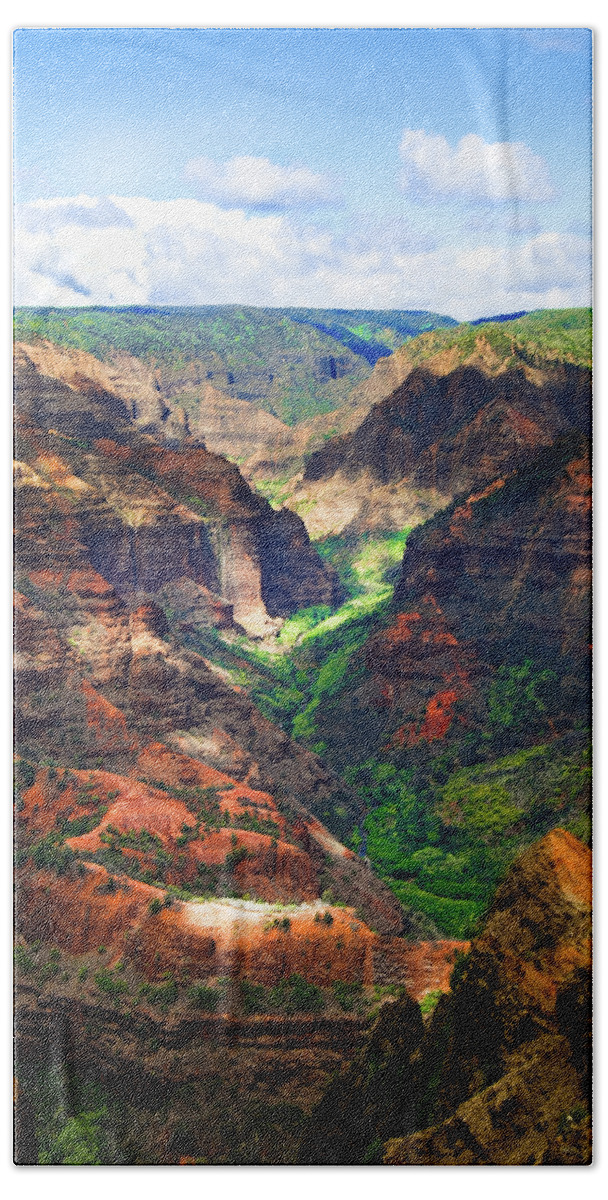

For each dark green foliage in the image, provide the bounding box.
[332,979,363,1011]
[18,1068,120,1165]
[14,759,36,793]
[236,811,281,838]
[487,659,558,749]
[188,984,220,1011]
[144,780,223,827]
[239,978,267,1014]
[393,308,591,374]
[100,824,162,853]
[14,943,35,974]
[139,975,178,1007]
[38,1108,108,1165]
[239,973,325,1015]
[30,831,81,877]
[267,974,325,1014]
[224,843,252,870]
[94,968,129,999]
[314,910,334,926]
[149,898,162,915]
[59,809,108,837]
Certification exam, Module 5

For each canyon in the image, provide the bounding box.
[13,306,592,1165]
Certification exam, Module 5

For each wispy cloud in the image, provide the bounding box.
[185,155,338,211]
[399,129,555,204]
[13,194,590,320]
[19,196,133,234]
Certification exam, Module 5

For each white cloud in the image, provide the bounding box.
[399,129,555,204]
[13,194,590,320]
[18,195,133,234]
[185,155,337,211]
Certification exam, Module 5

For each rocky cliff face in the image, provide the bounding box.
[299,829,591,1165]
[306,363,589,487]
[352,432,591,753]
[302,432,591,771]
[283,326,592,537]
[14,341,341,634]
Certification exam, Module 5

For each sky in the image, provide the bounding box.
[13,27,592,319]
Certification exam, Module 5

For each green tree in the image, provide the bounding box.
[487,659,557,747]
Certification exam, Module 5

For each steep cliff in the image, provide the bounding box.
[306,432,591,765]
[382,431,591,744]
[293,361,590,536]
[14,341,341,634]
[280,309,591,537]
[299,829,591,1165]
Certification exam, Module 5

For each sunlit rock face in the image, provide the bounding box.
[13,341,405,955]
[13,341,342,638]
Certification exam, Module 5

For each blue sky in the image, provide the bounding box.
[13,27,592,317]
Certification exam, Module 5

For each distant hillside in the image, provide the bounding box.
[13,305,456,426]
[288,308,457,365]
[385,308,592,375]
[470,310,528,326]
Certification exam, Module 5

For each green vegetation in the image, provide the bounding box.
[139,974,179,1008]
[289,307,457,364]
[486,659,558,750]
[219,529,409,760]
[347,740,590,937]
[30,831,83,877]
[14,942,35,974]
[419,989,443,1017]
[188,984,220,1011]
[14,304,461,425]
[393,307,592,373]
[38,1107,110,1165]
[14,305,369,425]
[94,967,129,999]
[239,973,326,1015]
[23,1068,117,1165]
[16,306,591,948]
[332,980,364,1011]
[390,882,484,940]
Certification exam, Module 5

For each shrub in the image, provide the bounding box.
[487,659,558,746]
[94,968,128,998]
[31,831,79,877]
[149,897,162,915]
[188,984,220,1011]
[224,844,251,870]
[139,976,178,1007]
[268,973,325,1014]
[239,978,267,1014]
[38,1108,108,1165]
[14,943,34,974]
[332,979,363,1011]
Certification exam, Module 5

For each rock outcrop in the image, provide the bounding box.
[302,432,590,764]
[290,361,590,537]
[380,432,592,744]
[14,342,342,635]
[299,829,592,1165]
